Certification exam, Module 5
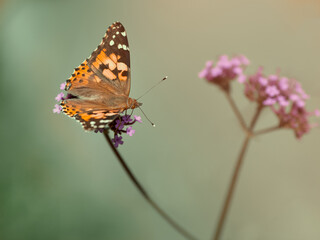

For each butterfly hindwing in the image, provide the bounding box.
[60,99,119,130]
[75,111,119,131]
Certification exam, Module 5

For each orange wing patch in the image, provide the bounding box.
[90,49,122,81]
[65,60,92,91]
[60,100,80,117]
[97,51,117,70]
[102,69,117,80]
[75,110,120,131]
[78,111,115,122]
[117,62,129,81]
[110,53,118,63]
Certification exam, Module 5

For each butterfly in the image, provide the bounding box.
[60,22,141,131]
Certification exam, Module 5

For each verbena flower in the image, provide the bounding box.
[109,114,142,147]
[55,92,64,101]
[115,119,125,130]
[126,126,135,136]
[53,104,62,114]
[240,67,319,138]
[53,82,67,114]
[198,55,249,92]
[199,55,319,138]
[60,82,66,90]
[134,115,142,123]
[112,135,124,148]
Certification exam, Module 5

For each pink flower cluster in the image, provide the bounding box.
[242,67,319,138]
[198,55,250,91]
[242,67,308,107]
[199,55,319,138]
[53,82,66,114]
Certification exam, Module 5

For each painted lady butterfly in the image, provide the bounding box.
[60,22,141,131]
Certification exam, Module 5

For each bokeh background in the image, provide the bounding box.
[1,0,320,239]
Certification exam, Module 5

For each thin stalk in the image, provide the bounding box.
[212,104,263,240]
[212,135,250,240]
[103,130,198,240]
[224,91,247,132]
[254,125,280,136]
[249,105,263,131]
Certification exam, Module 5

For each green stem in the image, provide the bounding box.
[103,130,198,240]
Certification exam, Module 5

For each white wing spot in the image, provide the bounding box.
[116,31,119,35]
[90,121,95,125]
[121,31,126,37]
[118,44,122,49]
[98,125,105,128]
[109,40,115,46]
[122,44,127,50]
[100,119,111,123]
[112,27,116,29]
[112,35,116,39]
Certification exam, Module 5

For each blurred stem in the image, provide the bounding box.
[254,125,281,136]
[224,91,247,132]
[212,104,263,240]
[103,130,198,240]
[249,105,263,131]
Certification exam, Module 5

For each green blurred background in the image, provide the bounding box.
[1,0,320,239]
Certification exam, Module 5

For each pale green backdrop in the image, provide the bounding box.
[1,0,320,239]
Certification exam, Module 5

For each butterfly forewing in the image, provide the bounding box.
[64,60,118,98]
[87,22,131,96]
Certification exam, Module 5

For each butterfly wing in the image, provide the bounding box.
[60,22,132,131]
[65,22,131,98]
[87,21,131,96]
[64,59,119,99]
[61,99,120,131]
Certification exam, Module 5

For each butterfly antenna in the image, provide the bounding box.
[138,106,156,127]
[137,76,168,100]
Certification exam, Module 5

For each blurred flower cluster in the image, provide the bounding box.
[53,82,142,147]
[198,55,250,92]
[199,55,319,138]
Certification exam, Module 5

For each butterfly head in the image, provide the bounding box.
[128,98,142,109]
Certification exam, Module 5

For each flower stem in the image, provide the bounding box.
[213,135,251,240]
[212,104,263,240]
[103,130,198,240]
[224,91,247,132]
[254,125,280,136]
[249,105,263,131]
